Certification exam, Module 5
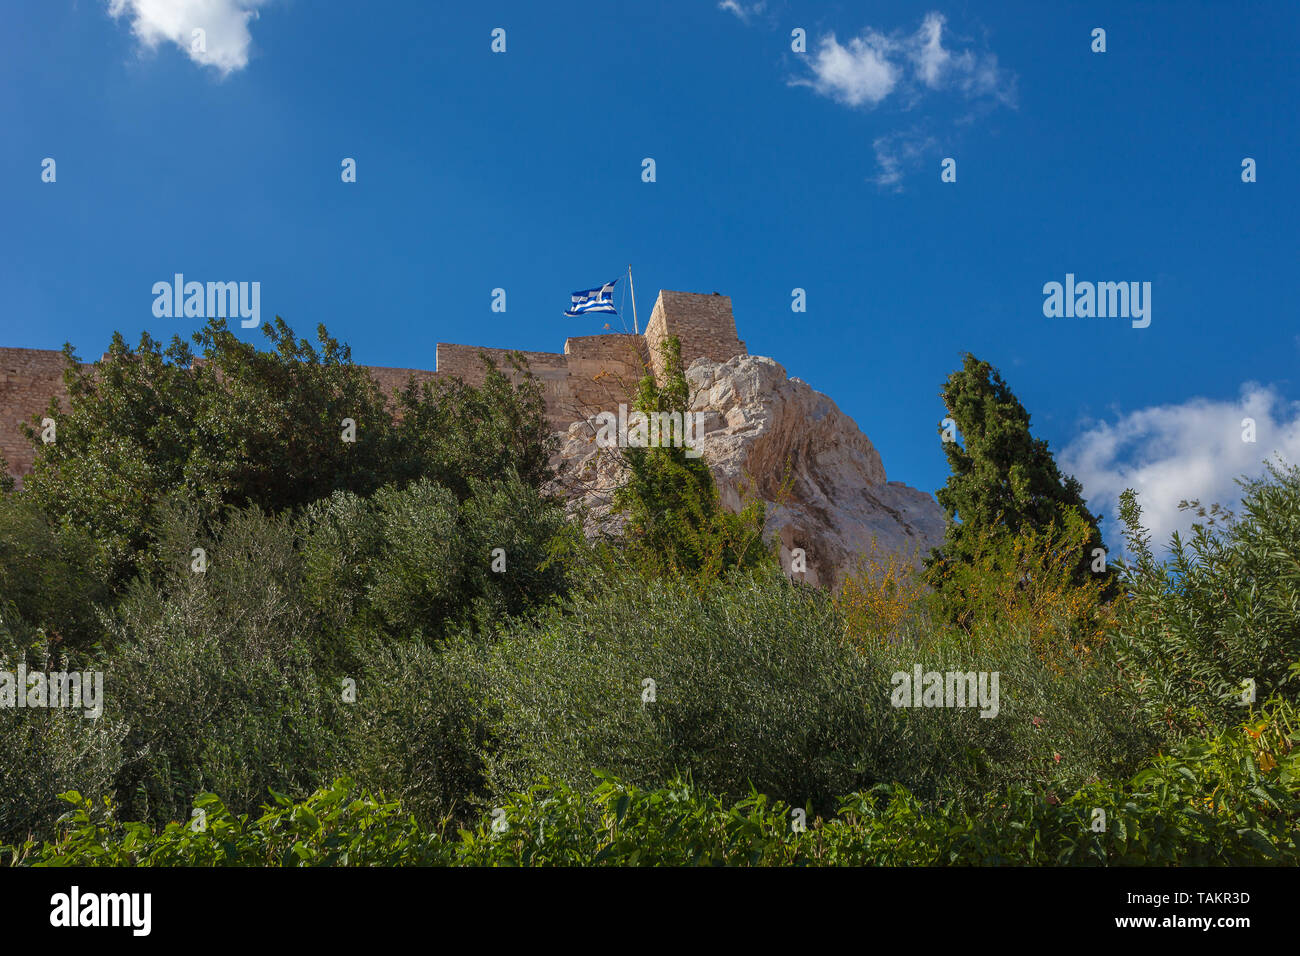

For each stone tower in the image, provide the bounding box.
[642,291,747,382]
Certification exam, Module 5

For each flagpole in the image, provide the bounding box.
[627,264,639,335]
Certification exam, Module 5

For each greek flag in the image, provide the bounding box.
[565,278,619,316]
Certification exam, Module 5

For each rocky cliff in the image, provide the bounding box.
[550,352,947,588]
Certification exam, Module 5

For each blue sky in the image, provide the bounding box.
[2,0,1297,551]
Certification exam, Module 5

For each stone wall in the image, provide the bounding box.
[365,365,440,399]
[0,290,746,484]
[0,348,77,484]
[643,291,747,382]
[562,334,649,422]
[434,343,575,430]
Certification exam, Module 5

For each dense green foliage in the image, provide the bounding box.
[611,335,769,580]
[451,562,1151,814]
[21,318,553,590]
[0,473,567,833]
[1,321,568,838]
[0,495,108,648]
[926,354,1110,612]
[0,635,125,842]
[2,336,1297,866]
[9,697,1296,866]
[1113,462,1300,735]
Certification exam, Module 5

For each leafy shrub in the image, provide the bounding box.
[0,625,125,845]
[21,319,553,587]
[835,538,931,646]
[921,507,1115,656]
[387,353,555,500]
[362,480,470,639]
[464,561,1153,813]
[13,698,1295,866]
[34,473,566,832]
[834,506,1149,803]
[471,563,889,813]
[337,639,488,826]
[0,704,126,846]
[1114,462,1300,735]
[458,698,1295,864]
[611,336,772,583]
[299,472,571,652]
[0,496,108,651]
[7,778,450,867]
[867,626,1155,805]
[103,505,345,827]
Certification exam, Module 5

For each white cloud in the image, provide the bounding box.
[107,0,271,75]
[787,12,1015,186]
[718,0,766,24]
[907,13,1016,104]
[794,12,1014,111]
[872,129,937,188]
[911,12,951,88]
[1061,384,1300,554]
[798,31,900,107]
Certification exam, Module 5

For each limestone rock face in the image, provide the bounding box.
[549,353,947,588]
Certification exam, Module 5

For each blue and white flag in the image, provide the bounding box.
[565,278,619,316]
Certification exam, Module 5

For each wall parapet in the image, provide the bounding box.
[0,289,746,484]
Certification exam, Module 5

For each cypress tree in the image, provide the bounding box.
[925,353,1110,596]
[612,336,767,579]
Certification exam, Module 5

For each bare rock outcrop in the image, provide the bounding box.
[549,353,947,588]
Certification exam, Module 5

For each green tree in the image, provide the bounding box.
[0,495,108,650]
[21,318,554,587]
[611,336,768,581]
[387,351,554,501]
[1114,462,1300,735]
[926,354,1110,608]
[22,331,202,585]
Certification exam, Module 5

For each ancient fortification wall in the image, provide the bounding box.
[0,290,747,485]
[0,349,79,483]
[645,291,746,382]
